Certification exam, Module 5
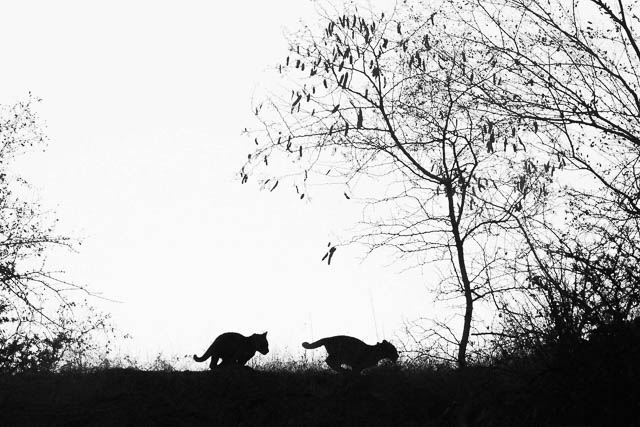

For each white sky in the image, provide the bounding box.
[0,0,437,366]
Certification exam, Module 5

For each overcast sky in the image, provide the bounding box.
[0,0,437,366]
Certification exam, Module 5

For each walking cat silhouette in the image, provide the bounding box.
[302,335,398,374]
[194,332,269,369]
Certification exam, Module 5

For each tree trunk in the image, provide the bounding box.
[446,183,473,369]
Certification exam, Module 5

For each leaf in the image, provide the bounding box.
[518,176,526,192]
[518,136,526,151]
[344,192,350,199]
[356,109,363,129]
[331,104,340,113]
[270,181,279,192]
[487,132,495,153]
[397,22,402,34]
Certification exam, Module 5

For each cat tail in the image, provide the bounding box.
[193,346,213,362]
[302,338,327,349]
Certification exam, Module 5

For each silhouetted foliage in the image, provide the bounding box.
[0,95,111,373]
[443,0,640,350]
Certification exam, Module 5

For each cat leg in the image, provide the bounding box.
[209,356,220,370]
[325,355,347,373]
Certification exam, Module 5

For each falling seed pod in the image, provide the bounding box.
[327,246,336,265]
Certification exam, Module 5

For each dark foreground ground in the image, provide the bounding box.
[1,362,638,427]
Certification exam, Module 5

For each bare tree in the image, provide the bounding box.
[433,0,640,349]
[243,5,550,368]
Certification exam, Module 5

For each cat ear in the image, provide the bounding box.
[263,331,268,336]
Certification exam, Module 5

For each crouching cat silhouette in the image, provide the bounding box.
[194,332,269,369]
[302,335,398,375]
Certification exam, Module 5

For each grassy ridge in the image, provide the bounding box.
[0,362,636,426]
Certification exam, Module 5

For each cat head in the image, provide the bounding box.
[379,340,399,362]
[253,331,269,355]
